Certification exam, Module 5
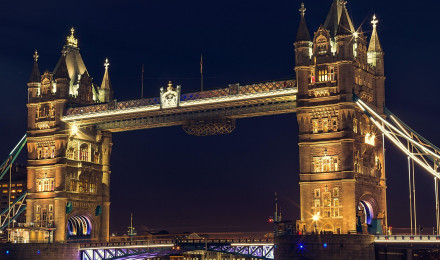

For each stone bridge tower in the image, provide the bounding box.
[26,29,113,242]
[294,1,387,234]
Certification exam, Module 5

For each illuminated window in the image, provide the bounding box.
[36,205,41,213]
[94,152,100,164]
[67,147,75,160]
[17,184,22,187]
[314,199,320,208]
[333,208,340,217]
[312,119,319,134]
[328,67,335,81]
[80,144,89,161]
[2,190,7,193]
[323,193,331,207]
[49,204,53,212]
[323,208,331,218]
[333,198,339,207]
[37,178,54,192]
[11,184,15,187]
[70,180,77,192]
[36,214,40,221]
[11,195,15,199]
[318,69,328,82]
[332,118,338,131]
[90,183,96,194]
[42,209,47,221]
[310,70,316,84]
[333,188,339,197]
[1,184,7,187]
[11,190,16,193]
[323,118,329,132]
[314,189,320,197]
[313,153,338,173]
[50,147,55,158]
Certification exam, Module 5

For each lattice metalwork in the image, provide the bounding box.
[208,244,274,259]
[66,79,296,117]
[239,80,295,94]
[81,247,175,260]
[183,118,236,136]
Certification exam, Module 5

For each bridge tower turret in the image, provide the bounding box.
[295,1,387,234]
[25,28,112,243]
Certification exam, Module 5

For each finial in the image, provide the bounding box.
[371,14,378,28]
[66,27,78,47]
[33,50,39,62]
[338,0,347,8]
[167,81,173,90]
[299,2,306,17]
[104,58,110,70]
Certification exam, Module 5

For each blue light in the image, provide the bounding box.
[299,244,304,249]
[37,250,41,254]
[323,243,328,248]
[6,250,10,255]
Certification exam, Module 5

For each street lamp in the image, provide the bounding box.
[312,212,320,233]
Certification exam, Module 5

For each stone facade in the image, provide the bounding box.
[25,30,113,242]
[294,0,387,234]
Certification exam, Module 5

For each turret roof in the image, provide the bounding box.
[368,15,383,52]
[324,0,354,37]
[28,50,41,83]
[295,3,311,42]
[336,6,353,36]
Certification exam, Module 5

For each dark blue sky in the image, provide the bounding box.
[0,0,439,234]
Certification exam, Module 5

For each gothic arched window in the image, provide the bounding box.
[80,144,88,161]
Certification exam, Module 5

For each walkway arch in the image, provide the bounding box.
[67,215,92,239]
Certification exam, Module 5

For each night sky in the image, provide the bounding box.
[1,0,440,235]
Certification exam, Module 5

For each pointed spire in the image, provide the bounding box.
[324,0,354,37]
[336,5,353,36]
[54,51,70,79]
[368,15,382,52]
[28,50,41,83]
[295,2,311,42]
[100,58,111,90]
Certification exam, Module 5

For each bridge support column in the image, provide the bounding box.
[54,198,67,242]
[100,202,110,242]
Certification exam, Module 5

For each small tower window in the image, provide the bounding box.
[80,144,89,161]
[328,66,335,81]
[310,70,316,83]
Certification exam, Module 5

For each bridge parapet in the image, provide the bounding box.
[65,80,296,117]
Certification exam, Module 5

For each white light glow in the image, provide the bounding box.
[70,124,78,136]
[312,212,320,222]
[81,244,175,251]
[365,133,375,146]
[230,243,274,247]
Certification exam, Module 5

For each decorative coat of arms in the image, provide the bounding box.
[160,81,181,109]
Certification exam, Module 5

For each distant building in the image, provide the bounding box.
[0,163,27,242]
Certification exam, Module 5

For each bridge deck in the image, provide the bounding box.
[62,80,297,132]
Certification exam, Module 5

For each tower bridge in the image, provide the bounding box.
[1,0,440,259]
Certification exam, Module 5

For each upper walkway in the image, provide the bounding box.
[62,80,297,132]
